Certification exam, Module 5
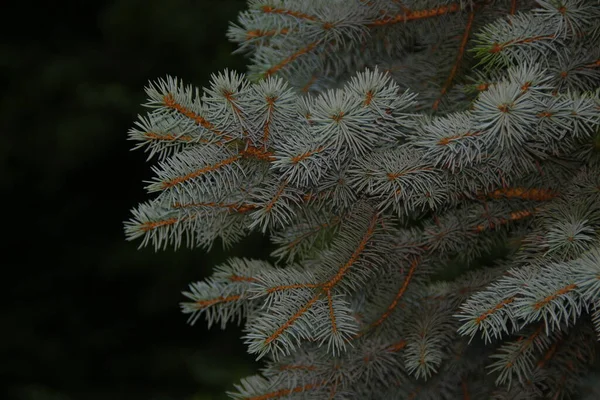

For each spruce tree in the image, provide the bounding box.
[124,0,600,398]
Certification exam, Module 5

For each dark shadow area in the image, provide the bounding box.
[1,1,271,399]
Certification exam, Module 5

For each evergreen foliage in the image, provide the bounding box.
[125,0,600,398]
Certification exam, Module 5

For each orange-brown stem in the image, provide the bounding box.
[475,297,515,325]
[291,146,325,164]
[368,3,460,26]
[486,187,557,201]
[143,132,194,142]
[261,5,318,21]
[473,209,535,232]
[163,94,232,140]
[172,201,256,213]
[264,41,320,77]
[437,131,481,146]
[139,214,195,232]
[326,290,338,334]
[533,284,578,310]
[195,294,241,309]
[161,154,241,189]
[371,258,419,328]
[489,35,555,53]
[388,339,407,352]
[265,295,320,344]
[245,27,290,40]
[433,11,476,110]
[322,213,380,291]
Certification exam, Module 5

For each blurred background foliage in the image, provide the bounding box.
[1,1,273,399]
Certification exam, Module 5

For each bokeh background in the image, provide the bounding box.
[2,1,274,399]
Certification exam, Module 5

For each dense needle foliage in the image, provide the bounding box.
[126,0,600,398]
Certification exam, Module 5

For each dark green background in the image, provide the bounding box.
[2,1,272,399]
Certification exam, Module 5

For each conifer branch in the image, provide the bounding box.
[125,1,600,397]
